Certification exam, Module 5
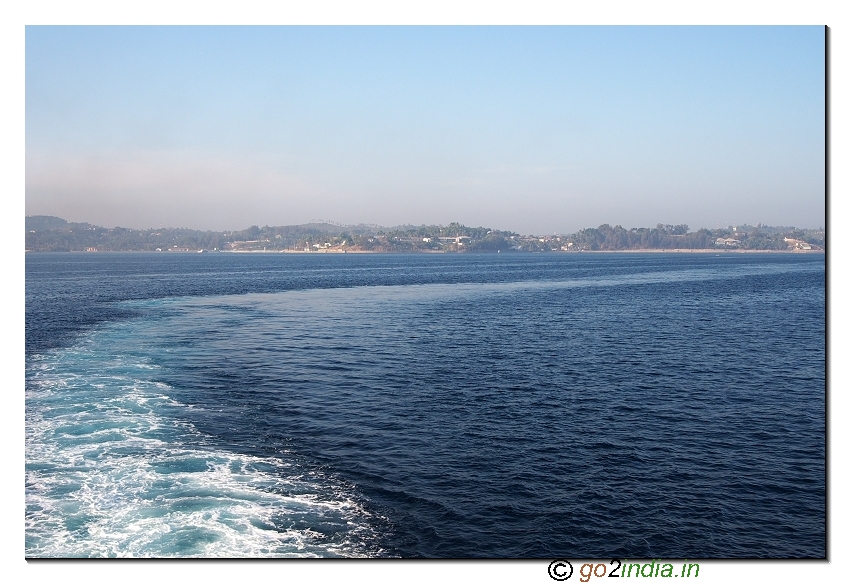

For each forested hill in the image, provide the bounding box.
[25,216,825,253]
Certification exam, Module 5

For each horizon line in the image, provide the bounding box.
[25,214,825,236]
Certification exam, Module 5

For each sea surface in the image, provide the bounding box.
[25,252,825,558]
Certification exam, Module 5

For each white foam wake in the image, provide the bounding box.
[26,327,384,558]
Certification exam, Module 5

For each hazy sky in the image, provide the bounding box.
[26,26,825,234]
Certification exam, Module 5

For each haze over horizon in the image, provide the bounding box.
[26,26,825,234]
[25,212,824,237]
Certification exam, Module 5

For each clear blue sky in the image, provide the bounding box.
[25,26,825,233]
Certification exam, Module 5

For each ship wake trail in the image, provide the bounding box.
[25,323,386,558]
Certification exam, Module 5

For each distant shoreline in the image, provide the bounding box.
[25,248,825,254]
[25,216,825,253]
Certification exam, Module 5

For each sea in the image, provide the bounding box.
[25,252,825,558]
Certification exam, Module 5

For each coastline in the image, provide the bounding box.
[25,248,825,254]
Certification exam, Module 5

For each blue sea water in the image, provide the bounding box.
[25,252,825,558]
